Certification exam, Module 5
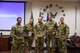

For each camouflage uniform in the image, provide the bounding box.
[10,24,24,53]
[45,20,58,53]
[57,23,69,53]
[34,22,45,53]
[23,24,34,53]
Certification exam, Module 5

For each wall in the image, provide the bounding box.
[0,0,80,47]
[0,1,80,37]
[77,3,80,36]
[30,1,80,37]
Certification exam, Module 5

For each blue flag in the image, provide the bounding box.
[30,11,34,26]
[39,11,41,17]
[31,11,33,19]
[46,13,49,22]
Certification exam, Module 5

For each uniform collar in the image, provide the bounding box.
[16,23,22,27]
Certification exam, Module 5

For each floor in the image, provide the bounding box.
[0,50,48,53]
[0,49,78,53]
[0,51,11,53]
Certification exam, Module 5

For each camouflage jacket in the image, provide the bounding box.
[34,22,45,37]
[23,23,34,37]
[58,23,70,40]
[45,20,58,37]
[10,24,24,43]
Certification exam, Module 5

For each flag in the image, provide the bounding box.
[39,11,41,17]
[31,11,33,19]
[30,11,34,26]
[46,13,49,22]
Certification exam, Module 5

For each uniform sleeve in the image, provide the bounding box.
[54,22,59,37]
[34,24,37,37]
[44,23,48,30]
[23,25,28,32]
[10,26,18,39]
[34,24,37,29]
[23,26,25,31]
[54,22,58,30]
[65,25,70,38]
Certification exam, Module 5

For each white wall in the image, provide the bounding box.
[77,3,80,36]
[30,2,80,37]
[0,1,80,47]
[0,1,80,37]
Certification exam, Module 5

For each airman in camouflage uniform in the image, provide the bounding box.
[34,17,46,53]
[23,18,34,53]
[45,16,58,53]
[57,17,70,53]
[10,17,24,53]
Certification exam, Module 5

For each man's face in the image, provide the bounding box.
[60,17,64,23]
[38,17,42,22]
[49,16,52,21]
[17,18,22,24]
[29,19,33,24]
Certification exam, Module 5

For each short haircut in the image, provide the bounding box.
[61,17,64,19]
[61,17,64,20]
[30,18,34,20]
[17,17,22,21]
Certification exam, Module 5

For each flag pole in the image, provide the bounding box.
[75,6,77,32]
[74,0,78,34]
